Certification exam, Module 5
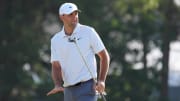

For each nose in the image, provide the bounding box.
[71,12,78,20]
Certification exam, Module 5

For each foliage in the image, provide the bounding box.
[0,0,180,101]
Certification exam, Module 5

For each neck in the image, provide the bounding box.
[64,23,77,36]
[64,28,73,36]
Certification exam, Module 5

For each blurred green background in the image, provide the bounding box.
[0,0,180,101]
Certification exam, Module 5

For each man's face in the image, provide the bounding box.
[60,11,79,27]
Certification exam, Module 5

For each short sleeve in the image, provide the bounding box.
[50,40,59,63]
[90,28,105,54]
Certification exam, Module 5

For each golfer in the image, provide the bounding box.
[47,2,110,101]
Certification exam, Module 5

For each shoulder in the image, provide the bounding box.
[78,24,95,32]
[51,31,62,43]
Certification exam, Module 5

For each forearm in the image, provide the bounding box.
[47,62,64,96]
[51,62,63,87]
[98,50,110,82]
[52,67,62,86]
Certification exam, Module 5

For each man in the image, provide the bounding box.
[47,2,110,101]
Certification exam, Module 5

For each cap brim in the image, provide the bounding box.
[66,9,81,15]
[77,9,81,13]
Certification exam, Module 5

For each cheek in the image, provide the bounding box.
[76,15,79,19]
[75,15,79,21]
[63,18,70,23]
[76,14,78,18]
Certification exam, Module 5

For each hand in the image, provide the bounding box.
[95,81,105,93]
[46,86,64,96]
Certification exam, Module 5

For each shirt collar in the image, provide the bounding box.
[62,23,81,38]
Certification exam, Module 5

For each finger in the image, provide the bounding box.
[47,90,55,96]
[95,85,101,93]
[96,84,104,93]
[47,89,59,96]
[47,88,64,96]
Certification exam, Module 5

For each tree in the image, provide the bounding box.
[0,0,49,100]
[1,0,179,101]
[159,0,180,100]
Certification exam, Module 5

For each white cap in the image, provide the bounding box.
[59,3,79,15]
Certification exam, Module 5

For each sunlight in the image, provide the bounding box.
[174,0,180,6]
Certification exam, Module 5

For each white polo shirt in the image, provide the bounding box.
[51,23,105,87]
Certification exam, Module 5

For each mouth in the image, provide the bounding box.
[72,20,78,24]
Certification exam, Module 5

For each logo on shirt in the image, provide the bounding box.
[77,37,81,40]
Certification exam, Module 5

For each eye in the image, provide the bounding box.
[69,11,78,16]
[74,11,78,15]
[69,12,74,16]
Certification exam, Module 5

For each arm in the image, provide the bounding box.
[51,61,63,87]
[96,49,110,93]
[47,61,64,96]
